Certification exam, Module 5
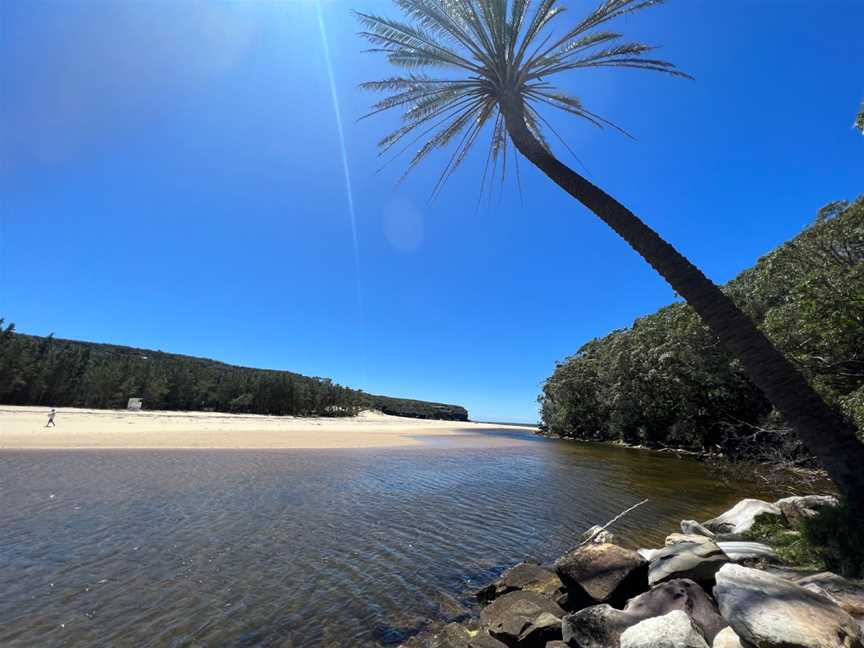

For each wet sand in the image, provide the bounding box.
[0,406,536,449]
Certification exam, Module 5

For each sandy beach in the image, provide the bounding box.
[0,406,536,449]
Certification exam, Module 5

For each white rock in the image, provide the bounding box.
[681,520,716,538]
[716,541,778,563]
[713,563,863,648]
[639,548,663,561]
[666,534,713,546]
[703,499,781,536]
[620,610,709,648]
[711,626,743,648]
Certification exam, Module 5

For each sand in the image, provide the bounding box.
[0,406,537,450]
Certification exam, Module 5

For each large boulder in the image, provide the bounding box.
[619,610,710,648]
[649,542,730,587]
[713,563,864,648]
[710,627,743,648]
[561,605,634,648]
[480,591,565,647]
[554,543,648,609]
[796,572,864,620]
[703,499,782,536]
[715,541,778,564]
[681,520,715,538]
[477,562,568,607]
[775,495,838,526]
[624,579,727,643]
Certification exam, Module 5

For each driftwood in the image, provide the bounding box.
[578,498,649,547]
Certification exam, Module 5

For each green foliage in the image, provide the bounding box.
[802,502,864,578]
[540,198,864,460]
[0,332,468,421]
[746,514,825,571]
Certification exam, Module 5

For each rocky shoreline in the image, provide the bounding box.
[400,495,864,648]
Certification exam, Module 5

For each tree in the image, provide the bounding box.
[358,0,864,506]
[856,99,863,134]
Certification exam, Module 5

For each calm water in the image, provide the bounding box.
[0,430,772,647]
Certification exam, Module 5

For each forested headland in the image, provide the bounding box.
[540,197,864,465]
[0,330,468,421]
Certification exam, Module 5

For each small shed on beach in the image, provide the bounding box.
[127,398,143,411]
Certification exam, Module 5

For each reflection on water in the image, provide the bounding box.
[0,431,774,647]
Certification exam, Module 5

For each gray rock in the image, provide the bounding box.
[715,541,778,564]
[581,525,617,545]
[561,604,634,648]
[703,499,782,536]
[649,542,730,587]
[666,534,713,546]
[545,643,568,648]
[624,579,727,643]
[711,627,743,648]
[713,563,863,648]
[775,495,838,526]
[795,572,864,619]
[480,591,565,647]
[477,562,568,607]
[469,630,510,648]
[620,610,710,648]
[554,543,648,609]
[681,520,716,538]
[401,623,473,648]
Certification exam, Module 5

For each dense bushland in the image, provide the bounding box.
[540,198,864,463]
[0,331,468,421]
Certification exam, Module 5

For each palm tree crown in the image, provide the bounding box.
[357,0,689,193]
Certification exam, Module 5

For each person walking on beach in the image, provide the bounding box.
[46,408,56,427]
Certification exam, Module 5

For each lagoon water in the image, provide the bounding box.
[1,429,769,647]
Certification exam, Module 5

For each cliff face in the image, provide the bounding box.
[366,394,469,421]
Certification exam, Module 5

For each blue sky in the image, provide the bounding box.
[1,1,862,423]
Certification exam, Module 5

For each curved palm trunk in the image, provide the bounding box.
[503,101,864,507]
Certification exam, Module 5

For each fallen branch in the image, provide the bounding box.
[579,498,649,547]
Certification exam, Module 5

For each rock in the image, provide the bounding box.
[469,630,510,648]
[713,563,863,648]
[681,520,715,538]
[703,499,782,536]
[796,572,864,618]
[403,623,473,648]
[711,627,743,648]
[480,591,565,647]
[624,579,727,643]
[519,612,564,646]
[545,643,568,648]
[639,548,663,561]
[581,525,617,545]
[619,610,710,648]
[666,534,713,546]
[554,543,648,609]
[649,542,729,587]
[715,541,779,564]
[561,604,635,648]
[775,495,838,526]
[477,562,567,607]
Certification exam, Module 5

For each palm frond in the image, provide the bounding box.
[358,0,689,195]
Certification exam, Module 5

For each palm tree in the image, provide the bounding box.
[356,0,864,507]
